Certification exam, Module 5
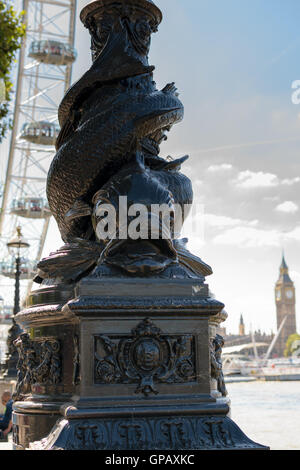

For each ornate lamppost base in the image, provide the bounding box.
[12,271,269,450]
[29,410,266,451]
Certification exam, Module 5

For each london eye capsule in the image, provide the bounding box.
[20,121,60,146]
[10,197,51,219]
[29,40,77,66]
[0,258,36,280]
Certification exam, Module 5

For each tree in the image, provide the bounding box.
[284,333,300,357]
[0,1,25,142]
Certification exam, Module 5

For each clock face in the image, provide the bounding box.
[276,290,281,301]
[286,289,293,299]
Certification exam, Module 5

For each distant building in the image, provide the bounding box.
[3,305,13,317]
[223,329,273,357]
[0,301,13,319]
[239,315,245,336]
[221,253,297,358]
[274,254,297,356]
[221,312,273,357]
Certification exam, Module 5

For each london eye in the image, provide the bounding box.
[0,0,77,309]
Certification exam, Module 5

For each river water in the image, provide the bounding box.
[227,381,300,450]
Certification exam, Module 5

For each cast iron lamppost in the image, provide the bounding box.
[12,0,268,450]
[4,226,29,378]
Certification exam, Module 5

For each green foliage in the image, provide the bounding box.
[284,333,300,357]
[0,1,26,141]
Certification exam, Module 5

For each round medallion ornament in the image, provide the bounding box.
[133,338,162,372]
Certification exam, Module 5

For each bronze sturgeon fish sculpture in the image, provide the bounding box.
[47,17,184,243]
[38,0,212,281]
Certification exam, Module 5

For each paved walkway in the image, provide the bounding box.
[0,436,13,450]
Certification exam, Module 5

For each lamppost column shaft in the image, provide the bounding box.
[3,226,28,377]
[14,255,21,315]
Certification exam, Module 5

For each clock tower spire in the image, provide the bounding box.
[275,253,297,356]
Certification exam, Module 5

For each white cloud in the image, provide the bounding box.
[281,177,300,186]
[207,163,233,172]
[213,226,282,247]
[275,201,299,214]
[287,226,300,241]
[185,212,260,245]
[211,223,300,248]
[204,213,258,228]
[234,170,279,189]
[233,170,300,189]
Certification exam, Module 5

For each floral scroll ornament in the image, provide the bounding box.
[14,333,62,398]
[94,318,196,396]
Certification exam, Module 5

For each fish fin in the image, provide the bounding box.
[174,238,213,277]
[156,155,190,171]
[65,199,92,222]
[162,82,178,95]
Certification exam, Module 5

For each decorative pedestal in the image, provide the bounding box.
[13,273,268,450]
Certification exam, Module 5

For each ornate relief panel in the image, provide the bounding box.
[14,333,62,398]
[94,318,196,396]
[31,415,262,450]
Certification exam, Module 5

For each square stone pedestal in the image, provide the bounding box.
[13,275,267,450]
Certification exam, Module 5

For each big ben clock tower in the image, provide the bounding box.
[275,254,297,356]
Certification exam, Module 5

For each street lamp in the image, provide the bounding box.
[4,226,30,378]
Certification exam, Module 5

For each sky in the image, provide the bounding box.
[2,0,300,335]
